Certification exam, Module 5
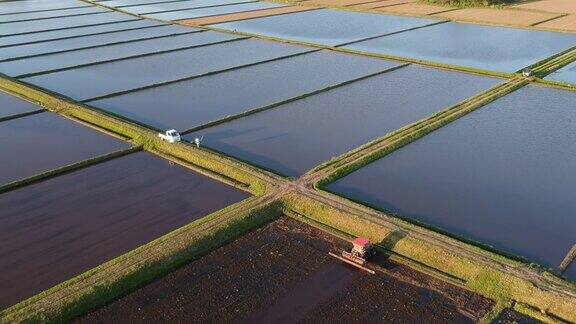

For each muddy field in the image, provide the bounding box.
[515,0,576,14]
[434,8,559,26]
[495,309,540,324]
[0,152,249,309]
[79,217,493,323]
[178,6,317,26]
[538,14,576,31]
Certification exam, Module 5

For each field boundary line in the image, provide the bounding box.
[180,62,410,134]
[15,35,248,78]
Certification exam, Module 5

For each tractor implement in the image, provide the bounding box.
[329,237,376,274]
[328,252,375,274]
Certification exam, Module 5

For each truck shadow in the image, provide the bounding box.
[374,230,408,270]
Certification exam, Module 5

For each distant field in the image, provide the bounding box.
[422,0,518,7]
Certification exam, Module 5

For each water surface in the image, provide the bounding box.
[25,35,313,101]
[327,85,576,269]
[0,152,249,309]
[212,9,440,46]
[0,6,104,24]
[0,90,41,120]
[0,20,161,48]
[186,66,499,176]
[344,22,576,73]
[0,113,129,186]
[1,11,137,36]
[144,2,285,20]
[0,24,197,61]
[91,50,400,130]
[1,0,90,15]
[545,61,576,85]
[0,32,220,77]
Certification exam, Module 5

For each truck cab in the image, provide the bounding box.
[158,129,181,143]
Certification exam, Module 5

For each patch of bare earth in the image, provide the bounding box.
[514,0,576,14]
[77,217,493,323]
[495,309,541,324]
[434,8,561,26]
[177,6,319,25]
[350,0,416,10]
[536,14,576,31]
[378,3,455,15]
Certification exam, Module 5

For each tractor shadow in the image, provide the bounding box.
[374,230,408,270]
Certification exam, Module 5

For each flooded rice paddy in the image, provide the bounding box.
[124,0,257,15]
[22,36,311,101]
[212,8,440,46]
[78,217,491,323]
[0,112,129,186]
[344,22,576,73]
[545,61,576,85]
[0,6,104,24]
[1,0,90,15]
[90,50,400,130]
[0,32,225,78]
[143,2,286,20]
[186,66,499,176]
[1,11,138,36]
[0,152,249,309]
[0,24,197,62]
[0,20,163,48]
[0,91,42,120]
[327,85,576,269]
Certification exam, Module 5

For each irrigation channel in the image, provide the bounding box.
[1,0,576,322]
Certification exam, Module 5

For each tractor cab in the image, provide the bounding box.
[342,237,375,266]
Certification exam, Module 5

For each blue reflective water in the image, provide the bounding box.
[0,32,211,77]
[0,6,103,23]
[344,22,576,73]
[212,8,440,46]
[0,20,162,48]
[545,61,576,85]
[0,90,41,119]
[0,24,197,61]
[1,0,90,15]
[26,36,311,101]
[91,50,400,130]
[327,85,576,269]
[186,66,499,176]
[1,11,137,36]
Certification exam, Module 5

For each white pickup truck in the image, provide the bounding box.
[158,129,181,143]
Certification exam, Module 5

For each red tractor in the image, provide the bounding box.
[329,237,376,274]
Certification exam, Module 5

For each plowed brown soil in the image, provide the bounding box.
[514,0,576,14]
[434,8,561,26]
[537,14,576,30]
[495,308,540,324]
[350,0,414,9]
[177,6,319,25]
[78,217,493,323]
[379,3,455,15]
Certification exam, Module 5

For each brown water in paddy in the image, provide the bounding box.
[0,112,129,186]
[0,152,249,309]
